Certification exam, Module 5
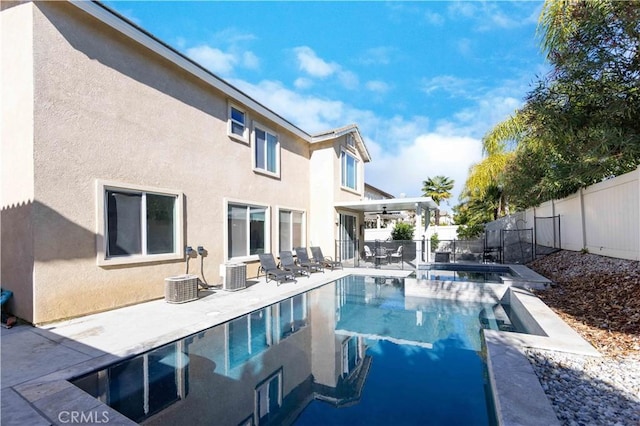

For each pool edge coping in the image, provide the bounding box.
[4,266,591,426]
[484,285,600,426]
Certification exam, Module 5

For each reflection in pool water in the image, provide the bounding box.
[73,275,504,425]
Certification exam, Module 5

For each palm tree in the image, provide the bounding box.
[462,111,526,218]
[421,175,454,225]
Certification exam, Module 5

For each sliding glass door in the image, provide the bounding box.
[338,213,356,261]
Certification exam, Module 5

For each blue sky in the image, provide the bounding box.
[104,1,549,209]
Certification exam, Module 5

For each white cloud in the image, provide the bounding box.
[447,2,476,19]
[293,46,339,78]
[447,2,539,32]
[294,77,313,90]
[183,27,260,76]
[174,37,187,50]
[231,79,345,132]
[212,28,257,45]
[229,72,530,203]
[185,44,260,76]
[442,95,521,140]
[366,80,390,94]
[359,47,394,65]
[421,75,474,98]
[424,11,444,26]
[365,133,482,205]
[456,38,473,56]
[242,51,260,70]
[338,70,359,90]
[293,46,360,90]
[186,45,237,75]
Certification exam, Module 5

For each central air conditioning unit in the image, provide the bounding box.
[220,263,247,291]
[164,274,199,303]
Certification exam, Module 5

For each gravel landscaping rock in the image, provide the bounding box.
[525,251,640,425]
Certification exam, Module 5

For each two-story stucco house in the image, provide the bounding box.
[1,0,374,324]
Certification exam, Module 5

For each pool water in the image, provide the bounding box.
[422,265,513,283]
[73,275,506,425]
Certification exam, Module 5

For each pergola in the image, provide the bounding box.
[334,197,439,268]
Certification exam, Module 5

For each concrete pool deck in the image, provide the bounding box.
[1,266,598,425]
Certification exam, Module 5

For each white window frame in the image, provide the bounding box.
[252,123,280,177]
[228,103,249,142]
[96,180,184,266]
[226,307,273,370]
[273,293,307,343]
[341,336,363,378]
[225,198,271,262]
[341,149,359,192]
[254,369,283,425]
[92,342,186,421]
[276,207,306,254]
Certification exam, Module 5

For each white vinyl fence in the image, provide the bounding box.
[487,166,640,261]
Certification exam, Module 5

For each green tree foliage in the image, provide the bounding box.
[430,233,440,252]
[460,0,640,228]
[421,175,454,225]
[454,188,499,239]
[391,222,415,241]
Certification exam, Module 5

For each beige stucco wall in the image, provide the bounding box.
[1,1,36,321]
[18,1,313,323]
[308,138,366,259]
[309,282,340,387]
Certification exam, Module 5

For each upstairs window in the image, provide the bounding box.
[341,150,358,191]
[228,104,248,141]
[254,125,279,176]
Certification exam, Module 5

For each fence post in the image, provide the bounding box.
[579,188,587,251]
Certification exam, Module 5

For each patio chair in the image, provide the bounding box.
[363,245,374,263]
[279,251,311,277]
[258,253,296,285]
[293,247,324,273]
[375,247,388,265]
[310,246,343,270]
[389,245,403,263]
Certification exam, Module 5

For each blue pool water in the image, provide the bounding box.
[422,264,513,283]
[73,275,504,425]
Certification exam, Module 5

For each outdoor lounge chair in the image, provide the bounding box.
[279,251,311,277]
[258,253,296,285]
[310,246,343,270]
[293,247,324,273]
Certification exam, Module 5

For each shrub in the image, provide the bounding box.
[430,233,440,252]
[391,222,414,241]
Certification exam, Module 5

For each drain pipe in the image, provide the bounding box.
[196,246,211,289]
[185,246,195,273]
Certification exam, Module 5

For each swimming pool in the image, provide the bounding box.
[72,275,515,425]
